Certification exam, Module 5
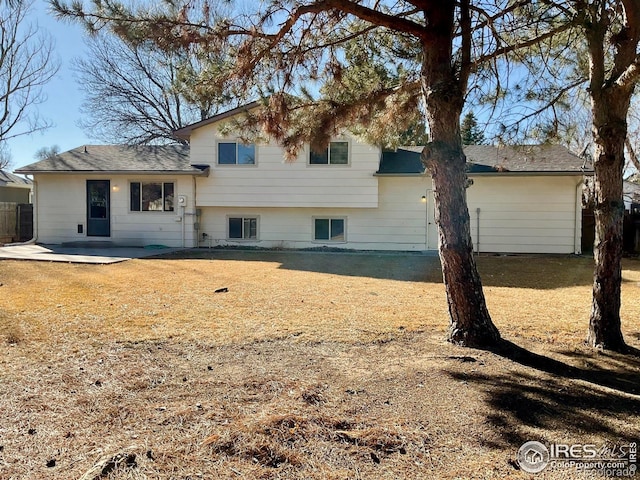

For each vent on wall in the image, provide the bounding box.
[77,224,84,234]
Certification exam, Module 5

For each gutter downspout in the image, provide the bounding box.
[5,176,37,246]
[476,208,481,254]
[574,179,584,255]
[181,203,185,249]
[193,175,198,248]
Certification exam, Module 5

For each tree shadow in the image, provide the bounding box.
[154,248,623,289]
[447,339,640,450]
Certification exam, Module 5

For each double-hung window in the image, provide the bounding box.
[314,218,345,242]
[130,182,174,212]
[218,141,256,165]
[309,141,349,165]
[228,217,258,240]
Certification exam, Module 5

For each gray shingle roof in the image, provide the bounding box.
[0,170,32,186]
[15,145,208,175]
[378,144,592,175]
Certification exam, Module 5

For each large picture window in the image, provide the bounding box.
[309,141,349,165]
[228,217,258,240]
[218,141,256,165]
[314,218,345,242]
[130,182,174,212]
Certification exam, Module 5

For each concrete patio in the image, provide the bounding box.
[0,243,183,264]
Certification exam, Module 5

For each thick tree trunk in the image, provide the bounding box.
[424,142,501,347]
[420,0,500,348]
[588,116,627,351]
[583,0,640,352]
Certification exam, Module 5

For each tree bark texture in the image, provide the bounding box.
[420,0,500,348]
[584,0,639,352]
[588,94,628,351]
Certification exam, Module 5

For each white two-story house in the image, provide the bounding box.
[16,103,590,254]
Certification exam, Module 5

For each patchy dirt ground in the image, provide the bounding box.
[0,250,639,479]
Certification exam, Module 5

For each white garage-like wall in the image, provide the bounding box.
[467,175,583,254]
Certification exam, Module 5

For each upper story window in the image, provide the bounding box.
[309,141,349,165]
[130,182,174,212]
[218,141,256,165]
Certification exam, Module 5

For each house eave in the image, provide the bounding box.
[173,101,262,140]
[15,168,210,177]
[0,182,33,188]
[374,171,591,177]
[374,172,427,177]
[468,171,591,177]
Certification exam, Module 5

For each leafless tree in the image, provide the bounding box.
[0,142,12,170]
[34,144,60,161]
[74,32,233,145]
[0,0,58,144]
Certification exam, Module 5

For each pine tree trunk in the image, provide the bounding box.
[420,0,500,348]
[582,1,639,352]
[424,142,501,347]
[588,116,627,351]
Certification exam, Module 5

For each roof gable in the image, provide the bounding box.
[173,102,261,140]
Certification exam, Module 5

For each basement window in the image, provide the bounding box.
[314,218,345,242]
[228,217,258,240]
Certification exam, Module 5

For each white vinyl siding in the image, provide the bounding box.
[196,178,433,250]
[466,176,582,254]
[190,125,378,208]
[196,175,582,253]
[33,174,196,248]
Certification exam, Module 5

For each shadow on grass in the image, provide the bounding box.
[448,339,640,449]
[153,248,618,289]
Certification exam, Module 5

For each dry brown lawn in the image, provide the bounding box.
[0,250,639,480]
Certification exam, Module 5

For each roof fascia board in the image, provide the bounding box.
[468,171,590,177]
[15,169,209,176]
[173,101,261,140]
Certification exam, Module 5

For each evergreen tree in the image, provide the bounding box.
[460,112,485,145]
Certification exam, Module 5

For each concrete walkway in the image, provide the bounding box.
[0,244,183,264]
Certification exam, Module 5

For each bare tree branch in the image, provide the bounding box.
[0,0,58,143]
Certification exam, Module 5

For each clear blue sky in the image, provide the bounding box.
[7,0,92,170]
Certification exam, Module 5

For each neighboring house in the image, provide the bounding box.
[0,170,32,203]
[623,180,640,213]
[16,105,591,254]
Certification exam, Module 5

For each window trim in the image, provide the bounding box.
[308,140,351,166]
[216,139,258,166]
[226,215,260,241]
[312,216,347,243]
[129,180,176,213]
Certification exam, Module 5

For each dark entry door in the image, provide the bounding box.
[86,180,110,237]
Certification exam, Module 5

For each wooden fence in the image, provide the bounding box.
[0,202,32,244]
[0,202,17,244]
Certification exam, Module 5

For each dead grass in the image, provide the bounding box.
[0,250,639,479]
